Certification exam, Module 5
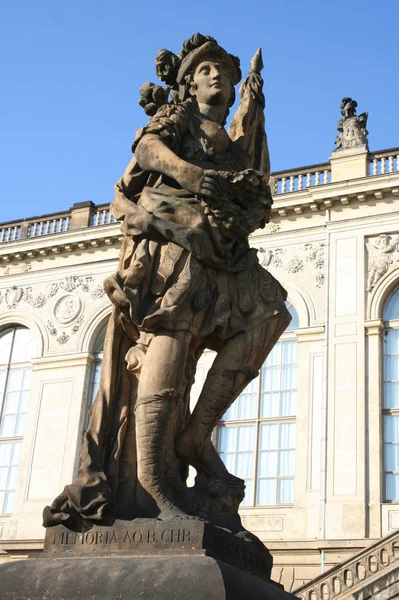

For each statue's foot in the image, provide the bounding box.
[157,499,201,521]
[176,431,235,482]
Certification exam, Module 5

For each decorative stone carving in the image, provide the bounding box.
[366,234,399,291]
[303,242,325,287]
[5,286,23,309]
[46,315,84,346]
[335,97,368,151]
[53,293,83,324]
[1,263,32,277]
[259,242,325,287]
[286,256,304,274]
[57,332,70,345]
[48,275,102,299]
[24,287,47,309]
[46,320,58,337]
[257,247,284,268]
[267,222,281,233]
[90,285,105,299]
[0,275,105,315]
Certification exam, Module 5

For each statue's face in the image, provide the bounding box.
[190,60,231,106]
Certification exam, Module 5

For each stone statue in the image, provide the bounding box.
[43,34,290,534]
[335,97,368,150]
[367,234,399,291]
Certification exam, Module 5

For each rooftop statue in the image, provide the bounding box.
[335,97,368,150]
[43,34,290,535]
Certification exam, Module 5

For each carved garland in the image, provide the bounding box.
[258,242,325,287]
[0,275,106,346]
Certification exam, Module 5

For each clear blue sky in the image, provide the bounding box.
[1,0,398,222]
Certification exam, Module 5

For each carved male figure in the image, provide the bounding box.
[44,34,290,529]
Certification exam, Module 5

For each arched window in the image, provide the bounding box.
[383,288,399,501]
[216,302,299,506]
[84,322,107,430]
[0,327,35,514]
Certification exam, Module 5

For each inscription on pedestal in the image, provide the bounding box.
[45,521,197,554]
[49,526,192,549]
[44,519,273,582]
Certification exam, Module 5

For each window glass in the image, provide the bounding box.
[286,302,299,332]
[384,289,399,321]
[383,288,399,501]
[0,327,34,515]
[83,321,108,433]
[217,309,298,506]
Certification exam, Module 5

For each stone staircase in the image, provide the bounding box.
[294,529,399,600]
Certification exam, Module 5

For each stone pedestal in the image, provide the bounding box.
[0,520,299,599]
[329,144,369,182]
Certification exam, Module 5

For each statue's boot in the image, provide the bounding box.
[176,314,289,480]
[135,390,196,520]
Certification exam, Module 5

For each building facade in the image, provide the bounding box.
[1,140,399,593]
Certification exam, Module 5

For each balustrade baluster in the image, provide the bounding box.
[281,177,287,193]
[65,216,70,231]
[289,176,295,192]
[0,229,4,243]
[102,209,107,224]
[373,158,378,175]
[38,221,43,236]
[396,156,399,172]
[315,171,320,185]
[381,157,386,174]
[298,174,303,190]
[306,172,311,187]
[389,156,394,173]
[323,170,329,184]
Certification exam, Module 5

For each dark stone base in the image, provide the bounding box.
[43,518,273,582]
[0,554,299,600]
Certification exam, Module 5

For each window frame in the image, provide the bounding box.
[216,326,298,508]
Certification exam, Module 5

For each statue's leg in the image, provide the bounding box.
[176,313,290,480]
[135,330,198,520]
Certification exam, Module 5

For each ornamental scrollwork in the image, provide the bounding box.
[0,275,105,312]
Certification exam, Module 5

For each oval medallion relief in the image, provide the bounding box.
[53,293,83,325]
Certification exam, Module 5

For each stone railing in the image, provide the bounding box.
[91,206,117,226]
[0,202,117,245]
[0,224,22,243]
[295,529,399,600]
[2,146,399,246]
[28,215,71,238]
[270,163,331,195]
[369,148,399,176]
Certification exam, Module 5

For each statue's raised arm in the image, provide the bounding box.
[228,48,270,181]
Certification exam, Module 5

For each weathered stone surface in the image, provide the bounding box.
[334,97,368,150]
[43,32,290,534]
[44,518,273,582]
[0,555,299,600]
